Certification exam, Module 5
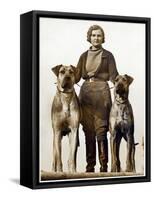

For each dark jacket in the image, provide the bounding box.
[76,48,118,83]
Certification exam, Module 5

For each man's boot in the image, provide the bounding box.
[85,136,96,172]
[97,135,108,172]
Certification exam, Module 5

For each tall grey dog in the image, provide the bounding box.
[51,65,80,173]
[110,74,137,172]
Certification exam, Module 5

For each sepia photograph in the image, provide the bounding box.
[39,16,147,182]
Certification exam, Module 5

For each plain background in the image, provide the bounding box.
[0,0,153,199]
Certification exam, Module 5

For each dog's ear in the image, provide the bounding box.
[70,65,76,73]
[51,65,62,76]
[124,74,134,85]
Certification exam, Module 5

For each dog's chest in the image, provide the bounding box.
[116,104,129,123]
[60,94,73,118]
[58,93,79,120]
[110,103,132,129]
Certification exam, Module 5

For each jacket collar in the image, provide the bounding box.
[85,48,109,58]
[101,49,109,58]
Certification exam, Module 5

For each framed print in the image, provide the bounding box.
[20,10,151,189]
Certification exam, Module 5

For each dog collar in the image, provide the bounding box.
[57,87,74,94]
[115,98,128,104]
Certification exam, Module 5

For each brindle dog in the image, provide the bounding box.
[110,74,137,172]
[51,65,80,173]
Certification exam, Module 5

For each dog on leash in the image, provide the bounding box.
[51,65,81,173]
[109,74,137,172]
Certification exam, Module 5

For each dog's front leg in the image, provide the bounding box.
[110,133,115,172]
[54,131,63,172]
[52,134,57,172]
[110,130,122,172]
[131,142,136,172]
[68,128,78,173]
[126,134,135,172]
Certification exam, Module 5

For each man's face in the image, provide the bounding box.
[90,29,103,48]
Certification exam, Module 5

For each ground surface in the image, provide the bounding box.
[41,171,143,180]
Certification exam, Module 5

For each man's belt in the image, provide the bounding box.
[86,77,105,82]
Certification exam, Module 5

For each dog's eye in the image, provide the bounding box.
[123,78,127,82]
[69,70,74,74]
[60,70,65,74]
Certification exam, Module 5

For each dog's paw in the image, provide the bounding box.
[111,165,121,172]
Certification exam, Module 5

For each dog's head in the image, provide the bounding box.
[52,64,76,92]
[114,74,134,102]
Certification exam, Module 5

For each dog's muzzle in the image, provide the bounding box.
[115,84,125,95]
[61,76,73,89]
